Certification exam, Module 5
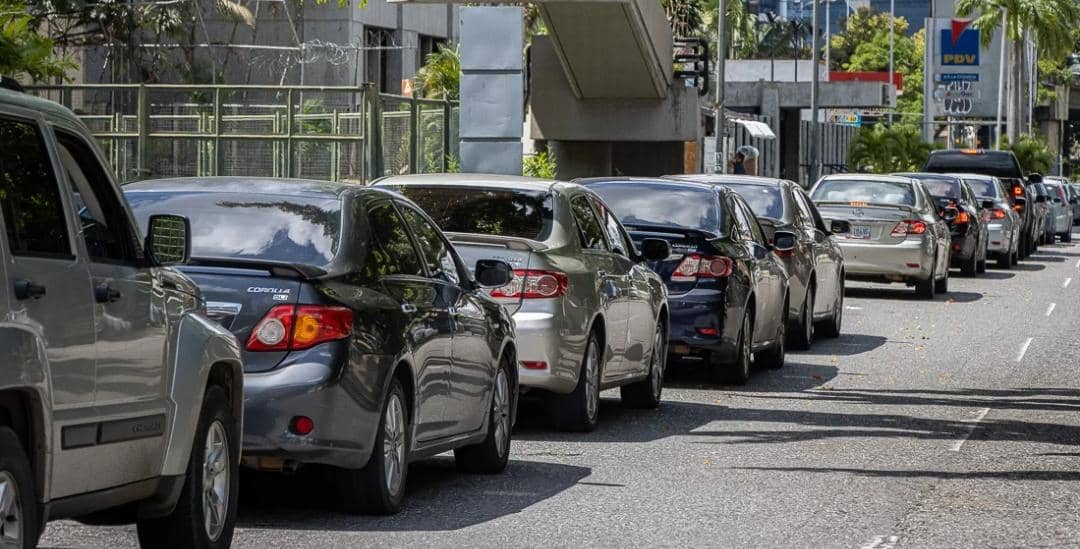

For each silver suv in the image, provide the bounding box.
[0,80,243,548]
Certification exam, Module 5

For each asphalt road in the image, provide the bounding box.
[42,238,1080,548]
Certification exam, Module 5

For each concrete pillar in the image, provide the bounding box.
[459,6,524,175]
[780,108,801,183]
[761,84,781,179]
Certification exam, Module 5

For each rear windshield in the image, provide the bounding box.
[918,178,961,199]
[587,182,721,231]
[721,184,785,219]
[125,191,342,265]
[811,179,916,206]
[963,177,1000,199]
[391,186,553,240]
[924,151,1023,178]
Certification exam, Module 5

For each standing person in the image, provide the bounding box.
[729,152,747,174]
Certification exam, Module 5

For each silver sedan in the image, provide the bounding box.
[955,173,1021,267]
[810,174,951,299]
[377,174,671,433]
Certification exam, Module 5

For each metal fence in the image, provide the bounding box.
[28,84,459,184]
[800,120,858,186]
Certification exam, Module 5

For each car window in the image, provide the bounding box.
[399,205,461,285]
[812,179,916,206]
[728,196,754,242]
[55,130,138,263]
[738,201,768,245]
[593,198,632,256]
[723,183,785,220]
[570,195,607,251]
[587,181,721,231]
[790,188,817,230]
[0,117,72,258]
[964,177,1000,199]
[363,201,424,278]
[391,185,554,241]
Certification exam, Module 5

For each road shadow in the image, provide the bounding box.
[845,286,984,303]
[1011,263,1047,271]
[1028,254,1067,263]
[732,466,1080,482]
[806,333,888,356]
[236,457,590,532]
[978,270,1015,280]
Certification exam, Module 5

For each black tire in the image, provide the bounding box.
[961,247,978,276]
[137,386,238,549]
[553,332,601,432]
[996,250,1012,269]
[817,277,843,339]
[718,311,753,385]
[1063,231,1073,243]
[758,302,786,370]
[621,320,667,409]
[789,286,814,351]
[0,428,38,549]
[455,355,514,474]
[935,270,949,294]
[915,270,936,300]
[338,378,409,515]
[976,242,987,273]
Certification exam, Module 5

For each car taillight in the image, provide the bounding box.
[891,220,927,237]
[955,211,970,224]
[246,305,353,352]
[992,208,1007,219]
[1013,185,1024,197]
[671,254,734,282]
[490,270,568,299]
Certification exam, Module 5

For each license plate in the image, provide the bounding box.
[850,225,872,239]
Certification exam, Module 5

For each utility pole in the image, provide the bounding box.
[716,0,727,173]
[995,8,1006,149]
[887,0,894,126]
[809,0,821,184]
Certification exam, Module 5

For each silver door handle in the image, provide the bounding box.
[401,303,417,314]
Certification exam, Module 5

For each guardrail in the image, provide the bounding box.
[27,83,459,184]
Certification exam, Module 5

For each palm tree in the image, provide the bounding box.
[415,44,460,100]
[956,0,1080,143]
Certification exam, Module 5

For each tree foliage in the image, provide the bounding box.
[416,43,459,100]
[0,0,74,81]
[828,8,908,71]
[848,124,935,173]
[1007,134,1054,174]
[523,151,557,179]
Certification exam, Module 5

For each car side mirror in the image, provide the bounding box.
[772,230,798,252]
[981,200,995,210]
[474,259,514,288]
[829,219,851,234]
[941,206,959,222]
[1028,173,1043,184]
[640,238,671,262]
[1035,195,1048,203]
[145,214,191,266]
[1053,197,1063,203]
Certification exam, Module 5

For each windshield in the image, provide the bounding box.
[721,183,785,219]
[963,177,1000,199]
[125,191,342,265]
[924,151,1023,178]
[811,179,916,206]
[392,186,553,240]
[587,182,721,231]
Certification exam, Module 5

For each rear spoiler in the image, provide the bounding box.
[622,223,721,240]
[814,201,916,212]
[186,256,328,279]
[444,233,549,252]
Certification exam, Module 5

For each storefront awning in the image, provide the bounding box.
[732,119,776,140]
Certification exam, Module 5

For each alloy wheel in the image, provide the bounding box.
[0,471,22,549]
[383,394,406,497]
[202,421,230,542]
[585,342,600,422]
[803,290,814,346]
[740,313,752,378]
[650,325,666,399]
[493,367,511,458]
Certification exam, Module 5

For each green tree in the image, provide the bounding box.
[1007,134,1054,174]
[956,0,1080,143]
[849,124,934,173]
[416,43,460,100]
[523,151,557,179]
[829,8,908,71]
[0,0,74,81]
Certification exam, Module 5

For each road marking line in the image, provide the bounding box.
[845,306,863,311]
[1075,258,1080,269]
[1064,278,1073,289]
[861,535,900,549]
[1046,303,1056,317]
[950,407,991,452]
[1016,337,1033,362]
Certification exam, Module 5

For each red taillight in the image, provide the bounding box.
[490,270,568,299]
[289,416,314,436]
[671,254,734,282]
[955,211,970,224]
[992,208,1007,219]
[246,305,353,352]
[696,327,719,336]
[1013,185,1024,197]
[891,220,927,237]
[520,361,548,370]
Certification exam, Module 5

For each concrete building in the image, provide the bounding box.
[754,0,931,33]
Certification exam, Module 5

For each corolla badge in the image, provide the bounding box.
[247,287,292,294]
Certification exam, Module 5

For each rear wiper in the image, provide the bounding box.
[621,223,721,240]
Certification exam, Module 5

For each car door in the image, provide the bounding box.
[568,194,624,379]
[916,182,950,273]
[0,114,100,498]
[595,197,654,379]
[398,203,492,436]
[792,188,838,318]
[365,200,455,442]
[730,196,781,345]
[51,125,171,488]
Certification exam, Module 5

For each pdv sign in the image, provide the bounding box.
[941,19,979,66]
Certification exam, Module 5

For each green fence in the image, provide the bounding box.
[27,84,459,184]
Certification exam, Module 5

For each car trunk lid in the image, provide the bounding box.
[622,223,723,296]
[445,233,542,314]
[816,202,918,245]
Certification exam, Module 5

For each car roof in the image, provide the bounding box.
[124,176,381,200]
[894,172,962,182]
[928,149,1015,157]
[664,174,786,187]
[948,173,999,180]
[818,173,916,184]
[578,176,718,192]
[376,173,559,192]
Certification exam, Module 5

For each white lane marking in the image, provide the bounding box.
[950,407,991,452]
[1046,303,1056,317]
[845,306,863,311]
[1075,258,1080,269]
[1016,337,1033,362]
[861,535,900,549]
[1064,278,1073,289]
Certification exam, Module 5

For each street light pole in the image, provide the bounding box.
[995,8,1006,149]
[887,0,895,126]
[809,0,821,184]
[824,0,831,72]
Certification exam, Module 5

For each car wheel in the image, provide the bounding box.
[997,251,1012,269]
[554,332,601,432]
[915,266,936,300]
[338,379,408,515]
[961,247,978,277]
[976,241,987,273]
[1064,231,1073,243]
[455,355,514,474]
[621,320,667,409]
[935,269,949,294]
[817,277,843,339]
[759,306,786,370]
[727,311,753,384]
[0,428,37,549]
[790,286,814,350]
[137,386,238,549]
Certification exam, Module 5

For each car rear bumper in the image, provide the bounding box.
[949,232,977,263]
[838,238,934,280]
[512,308,585,395]
[241,360,374,470]
[667,288,739,363]
[987,223,1012,253]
